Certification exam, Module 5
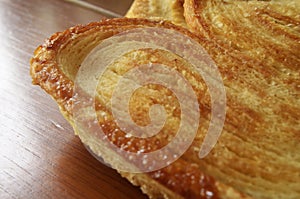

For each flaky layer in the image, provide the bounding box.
[184,0,300,66]
[30,18,251,199]
[183,0,300,198]
[126,0,187,27]
[30,11,300,198]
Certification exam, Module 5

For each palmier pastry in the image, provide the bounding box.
[30,15,300,199]
[182,1,300,198]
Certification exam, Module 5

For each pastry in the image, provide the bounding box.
[182,0,300,198]
[30,18,253,199]
[30,2,300,197]
[126,0,187,27]
[183,0,300,59]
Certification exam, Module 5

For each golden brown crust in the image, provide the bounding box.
[183,0,300,198]
[30,18,251,199]
[30,12,300,199]
[184,0,300,61]
[121,172,184,199]
[126,0,187,27]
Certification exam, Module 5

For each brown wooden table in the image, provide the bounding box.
[0,0,147,198]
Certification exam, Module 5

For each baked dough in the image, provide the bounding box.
[184,0,300,59]
[183,0,300,198]
[30,18,253,199]
[30,2,300,197]
[126,0,187,27]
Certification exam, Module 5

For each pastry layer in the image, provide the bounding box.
[126,0,187,27]
[183,1,300,198]
[30,18,252,199]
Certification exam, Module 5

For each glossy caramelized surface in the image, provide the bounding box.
[1,0,147,199]
[30,1,300,199]
[31,18,228,199]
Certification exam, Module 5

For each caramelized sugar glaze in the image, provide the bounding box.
[30,13,300,199]
[31,18,223,199]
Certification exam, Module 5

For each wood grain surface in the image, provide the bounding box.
[0,0,147,198]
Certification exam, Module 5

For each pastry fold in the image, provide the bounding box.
[30,0,300,198]
[30,18,254,199]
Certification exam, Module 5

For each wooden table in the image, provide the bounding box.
[0,0,147,198]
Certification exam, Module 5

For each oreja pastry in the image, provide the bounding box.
[184,0,300,198]
[183,1,300,198]
[30,18,252,199]
[30,7,300,199]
